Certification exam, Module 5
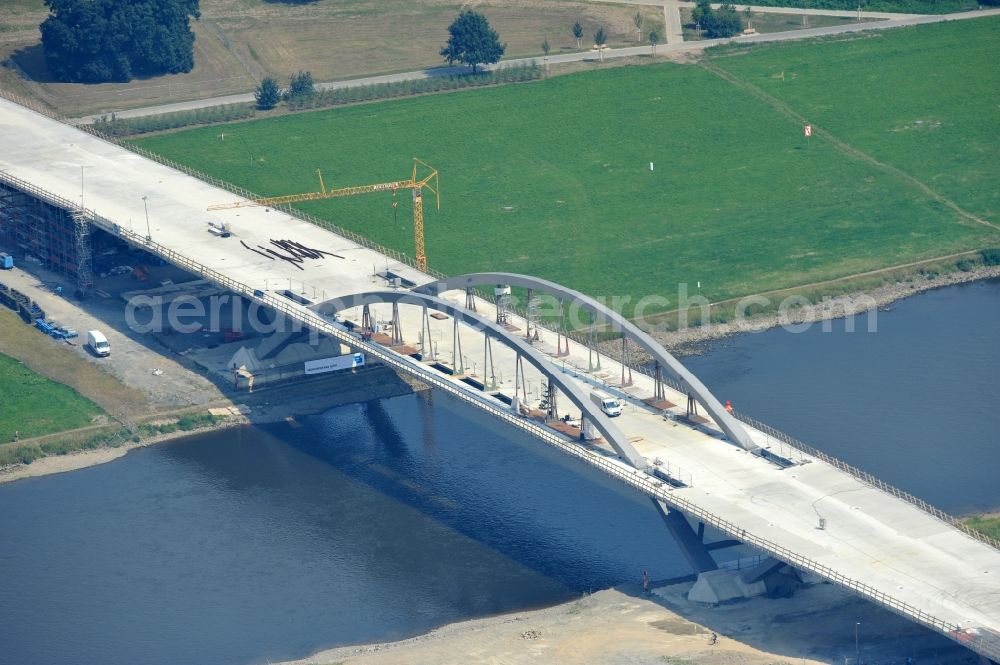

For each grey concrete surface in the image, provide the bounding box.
[0,262,226,409]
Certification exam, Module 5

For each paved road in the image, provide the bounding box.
[588,0,925,19]
[72,7,1000,125]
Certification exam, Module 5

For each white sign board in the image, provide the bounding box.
[304,353,365,375]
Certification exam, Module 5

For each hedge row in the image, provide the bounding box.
[89,63,543,137]
[91,103,257,137]
[286,63,543,110]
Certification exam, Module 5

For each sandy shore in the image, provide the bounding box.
[278,580,972,665]
[0,418,246,485]
[651,264,1000,353]
[0,364,420,485]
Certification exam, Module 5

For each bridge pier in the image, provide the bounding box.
[651,499,719,574]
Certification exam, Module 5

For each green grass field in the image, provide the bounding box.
[0,352,104,442]
[135,18,1000,316]
[966,515,1000,540]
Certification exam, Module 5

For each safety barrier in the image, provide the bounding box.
[555,310,1000,554]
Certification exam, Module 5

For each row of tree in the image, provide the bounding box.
[554,22,662,53]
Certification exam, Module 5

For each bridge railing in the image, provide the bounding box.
[3,169,999,660]
[0,88,448,283]
[729,408,1000,552]
[551,312,1000,553]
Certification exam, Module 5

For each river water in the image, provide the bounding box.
[1,279,997,665]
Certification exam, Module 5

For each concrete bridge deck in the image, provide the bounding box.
[1,96,998,658]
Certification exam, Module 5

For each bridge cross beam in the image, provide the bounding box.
[420,304,434,359]
[556,298,570,357]
[483,335,497,391]
[361,304,373,339]
[547,379,559,421]
[686,393,698,419]
[390,301,403,346]
[654,361,666,402]
[588,327,602,371]
[452,316,464,374]
[621,337,634,387]
[512,354,528,414]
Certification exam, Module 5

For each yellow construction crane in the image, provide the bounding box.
[208,158,440,272]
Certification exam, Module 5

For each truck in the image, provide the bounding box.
[86,330,111,357]
[590,390,623,417]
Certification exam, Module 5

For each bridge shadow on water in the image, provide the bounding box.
[157,390,979,664]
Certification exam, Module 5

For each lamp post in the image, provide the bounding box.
[142,195,151,241]
[855,621,860,664]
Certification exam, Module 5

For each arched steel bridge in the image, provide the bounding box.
[1,94,999,661]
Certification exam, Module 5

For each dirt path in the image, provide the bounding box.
[698,59,1000,233]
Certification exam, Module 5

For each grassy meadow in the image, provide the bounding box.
[0,352,104,442]
[134,18,1000,316]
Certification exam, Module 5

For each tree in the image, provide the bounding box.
[593,26,607,62]
[286,70,314,100]
[648,30,660,55]
[542,38,550,56]
[440,10,505,74]
[255,76,281,110]
[744,4,753,30]
[572,21,583,49]
[40,0,200,83]
[691,0,742,39]
[714,4,743,37]
[691,0,713,33]
[633,11,644,41]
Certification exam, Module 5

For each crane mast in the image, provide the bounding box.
[208,158,439,272]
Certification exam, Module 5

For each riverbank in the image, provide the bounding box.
[0,415,244,484]
[653,263,1000,355]
[0,365,421,485]
[279,579,972,665]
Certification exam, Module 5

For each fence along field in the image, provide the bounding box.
[133,19,1000,318]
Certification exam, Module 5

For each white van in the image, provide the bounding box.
[86,330,110,357]
[590,390,622,417]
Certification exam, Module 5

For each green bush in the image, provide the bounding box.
[177,413,218,431]
[956,258,974,272]
[981,248,1000,266]
[0,444,44,466]
[40,439,73,455]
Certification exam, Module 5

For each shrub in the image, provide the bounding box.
[956,258,974,272]
[40,439,72,455]
[0,444,44,466]
[981,248,1000,266]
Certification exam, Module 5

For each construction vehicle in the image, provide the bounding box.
[591,390,623,417]
[86,330,111,357]
[208,159,439,272]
